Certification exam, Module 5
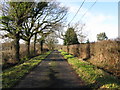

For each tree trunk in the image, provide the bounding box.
[26,39,30,58]
[86,43,90,59]
[40,40,44,54]
[34,33,37,55]
[14,34,20,61]
[67,44,69,53]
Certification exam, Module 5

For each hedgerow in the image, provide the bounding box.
[59,50,120,89]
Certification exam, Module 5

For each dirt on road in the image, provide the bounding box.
[14,50,86,88]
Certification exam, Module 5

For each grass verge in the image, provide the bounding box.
[1,51,51,88]
[59,50,120,89]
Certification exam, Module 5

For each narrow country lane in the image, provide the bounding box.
[14,50,85,88]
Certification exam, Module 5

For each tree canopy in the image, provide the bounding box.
[64,27,79,45]
[97,32,108,41]
[0,2,35,61]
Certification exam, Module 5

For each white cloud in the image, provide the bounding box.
[68,5,118,42]
[84,13,118,41]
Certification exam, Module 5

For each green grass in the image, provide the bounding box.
[60,50,74,59]
[64,55,74,59]
[61,51,69,55]
[59,50,120,89]
[58,50,63,52]
[1,51,51,88]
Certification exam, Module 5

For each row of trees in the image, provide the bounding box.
[0,1,67,61]
[63,27,108,46]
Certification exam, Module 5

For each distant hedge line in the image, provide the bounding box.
[58,40,120,78]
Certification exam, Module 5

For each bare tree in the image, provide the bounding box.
[18,1,67,57]
[34,1,67,52]
[71,22,87,43]
[45,32,58,50]
[56,21,87,44]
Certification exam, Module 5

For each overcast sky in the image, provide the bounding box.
[57,0,118,44]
